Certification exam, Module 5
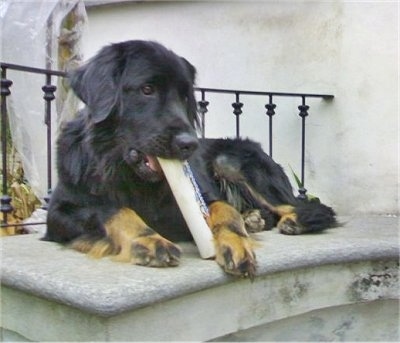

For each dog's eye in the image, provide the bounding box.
[141,84,155,96]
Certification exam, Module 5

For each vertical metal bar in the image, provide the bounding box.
[265,94,276,157]
[1,67,13,224]
[1,68,9,196]
[298,96,310,200]
[200,90,205,138]
[42,74,56,208]
[43,8,54,208]
[45,74,52,192]
[269,109,273,157]
[198,90,209,139]
[232,92,243,138]
[301,97,306,187]
[236,93,240,138]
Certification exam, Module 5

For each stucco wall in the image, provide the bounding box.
[81,1,398,215]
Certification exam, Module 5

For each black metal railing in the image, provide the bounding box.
[0,62,334,229]
[196,87,334,199]
[1,63,65,229]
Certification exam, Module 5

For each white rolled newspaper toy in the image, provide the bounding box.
[157,158,215,259]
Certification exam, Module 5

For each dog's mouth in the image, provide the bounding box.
[125,130,199,182]
[145,155,162,173]
[126,149,164,182]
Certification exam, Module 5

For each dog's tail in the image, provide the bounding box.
[215,166,337,235]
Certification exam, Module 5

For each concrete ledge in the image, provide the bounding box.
[1,215,399,341]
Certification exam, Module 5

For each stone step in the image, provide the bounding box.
[1,215,398,341]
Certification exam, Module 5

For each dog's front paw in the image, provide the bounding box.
[131,234,181,267]
[111,232,181,267]
[104,208,181,267]
[214,229,257,280]
[207,201,257,279]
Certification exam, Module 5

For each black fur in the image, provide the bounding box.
[200,138,337,232]
[45,40,336,247]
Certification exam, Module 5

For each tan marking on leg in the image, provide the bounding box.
[105,208,181,266]
[103,208,150,262]
[207,201,257,279]
[207,201,248,237]
[87,239,115,258]
[277,211,307,235]
[70,207,181,267]
[275,205,296,216]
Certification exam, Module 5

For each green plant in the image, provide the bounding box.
[289,165,320,202]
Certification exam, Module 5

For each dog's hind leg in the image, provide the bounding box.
[220,178,337,235]
[230,187,337,235]
[276,202,337,235]
[212,151,337,235]
[207,201,257,280]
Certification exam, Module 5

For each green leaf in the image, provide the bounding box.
[289,165,303,188]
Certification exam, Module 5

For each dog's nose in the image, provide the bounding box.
[173,133,199,159]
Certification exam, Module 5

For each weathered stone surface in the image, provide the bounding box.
[1,215,398,316]
[1,215,398,341]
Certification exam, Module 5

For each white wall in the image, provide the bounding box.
[81,1,398,215]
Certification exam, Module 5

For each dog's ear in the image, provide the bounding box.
[181,57,196,84]
[68,46,120,124]
[180,58,200,129]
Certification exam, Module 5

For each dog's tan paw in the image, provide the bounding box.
[278,214,305,235]
[243,209,265,233]
[132,235,181,267]
[112,233,181,267]
[214,229,257,280]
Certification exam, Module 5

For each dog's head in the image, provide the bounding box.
[68,40,199,182]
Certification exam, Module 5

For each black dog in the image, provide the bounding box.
[44,40,336,279]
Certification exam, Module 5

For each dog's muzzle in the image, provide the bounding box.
[125,149,164,182]
[125,132,199,182]
[171,132,199,160]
